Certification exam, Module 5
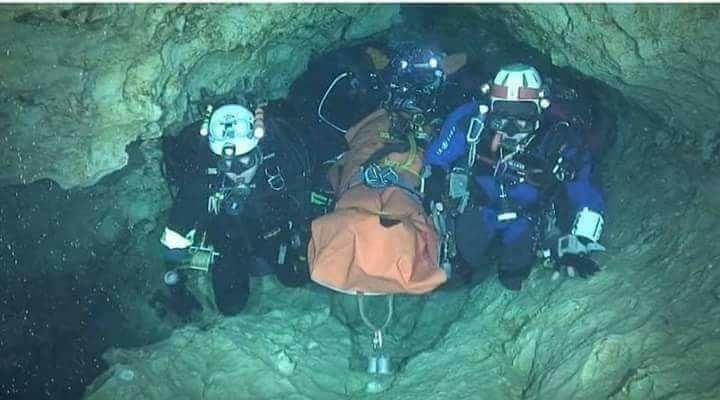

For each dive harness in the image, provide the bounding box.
[449,107,488,214]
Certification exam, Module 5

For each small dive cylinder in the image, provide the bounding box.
[199,105,213,136]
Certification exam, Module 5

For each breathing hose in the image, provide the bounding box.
[318,72,350,134]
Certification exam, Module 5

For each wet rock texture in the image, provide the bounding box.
[480,4,720,164]
[85,283,361,400]
[0,4,398,189]
[84,278,472,400]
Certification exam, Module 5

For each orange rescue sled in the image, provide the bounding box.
[308,110,446,294]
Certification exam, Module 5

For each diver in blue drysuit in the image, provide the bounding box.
[425,63,606,291]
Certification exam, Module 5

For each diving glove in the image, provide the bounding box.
[552,233,604,280]
[555,253,600,279]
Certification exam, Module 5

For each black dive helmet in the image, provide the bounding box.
[383,46,447,115]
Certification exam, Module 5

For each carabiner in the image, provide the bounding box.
[265,165,286,191]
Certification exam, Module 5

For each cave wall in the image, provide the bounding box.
[0,4,399,189]
[475,4,720,164]
[3,4,718,188]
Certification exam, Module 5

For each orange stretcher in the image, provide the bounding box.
[308,109,447,294]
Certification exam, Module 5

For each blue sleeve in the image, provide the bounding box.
[562,147,606,214]
[425,100,479,169]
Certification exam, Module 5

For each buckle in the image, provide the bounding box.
[265,165,286,191]
[363,164,399,188]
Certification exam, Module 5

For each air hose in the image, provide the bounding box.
[318,72,351,134]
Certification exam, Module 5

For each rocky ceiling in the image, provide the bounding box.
[0,4,399,188]
[1,4,719,190]
[487,4,720,164]
[1,3,719,400]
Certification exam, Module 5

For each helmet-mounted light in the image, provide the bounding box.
[199,105,214,136]
[428,57,438,69]
[480,82,491,95]
[253,107,265,139]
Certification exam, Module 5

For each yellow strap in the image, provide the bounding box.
[379,132,419,178]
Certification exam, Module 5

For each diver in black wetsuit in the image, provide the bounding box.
[160,103,315,316]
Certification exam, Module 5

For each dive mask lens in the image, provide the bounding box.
[489,116,510,131]
[500,132,529,152]
[491,114,536,135]
[512,118,535,134]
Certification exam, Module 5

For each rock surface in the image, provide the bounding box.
[0,4,399,188]
[476,4,720,164]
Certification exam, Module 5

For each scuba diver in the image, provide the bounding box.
[308,45,466,376]
[159,102,313,316]
[424,63,607,291]
[311,43,469,283]
[317,44,467,144]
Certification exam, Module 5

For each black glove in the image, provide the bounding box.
[423,165,446,209]
[275,252,310,287]
[556,253,600,278]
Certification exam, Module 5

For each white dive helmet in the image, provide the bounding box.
[489,63,547,114]
[208,104,258,157]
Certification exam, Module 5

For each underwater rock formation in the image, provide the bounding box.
[0,4,399,189]
[480,4,720,164]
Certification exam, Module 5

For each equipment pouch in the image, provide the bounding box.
[448,167,469,200]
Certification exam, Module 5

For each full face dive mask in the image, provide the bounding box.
[386,48,446,115]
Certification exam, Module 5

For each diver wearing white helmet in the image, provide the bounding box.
[159,103,313,316]
[425,63,607,290]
